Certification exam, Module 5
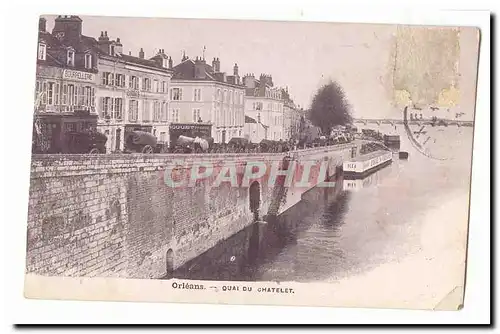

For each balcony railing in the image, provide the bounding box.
[36,104,96,114]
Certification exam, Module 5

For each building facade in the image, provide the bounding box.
[169,56,245,145]
[281,87,301,141]
[95,36,173,152]
[33,16,100,153]
[244,115,268,143]
[243,74,284,142]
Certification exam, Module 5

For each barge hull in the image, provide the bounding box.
[343,159,393,179]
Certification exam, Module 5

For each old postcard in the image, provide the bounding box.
[24,14,480,311]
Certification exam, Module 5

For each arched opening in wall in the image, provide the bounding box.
[166,249,174,276]
[249,181,261,221]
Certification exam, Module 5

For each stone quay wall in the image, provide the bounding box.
[25,144,355,279]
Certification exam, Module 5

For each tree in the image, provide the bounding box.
[308,81,353,135]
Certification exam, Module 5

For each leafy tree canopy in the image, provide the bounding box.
[309,81,353,135]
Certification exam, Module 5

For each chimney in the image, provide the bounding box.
[52,15,83,41]
[194,57,207,79]
[114,37,123,55]
[243,73,255,89]
[168,56,173,69]
[181,51,188,62]
[38,17,46,32]
[212,57,220,72]
[97,31,111,55]
[139,48,144,59]
[233,63,239,76]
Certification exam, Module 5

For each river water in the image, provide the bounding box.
[172,125,475,283]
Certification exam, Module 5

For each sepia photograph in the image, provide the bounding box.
[23,12,481,311]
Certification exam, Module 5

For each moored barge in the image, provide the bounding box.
[342,150,393,179]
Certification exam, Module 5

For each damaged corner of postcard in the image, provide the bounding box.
[24,14,480,311]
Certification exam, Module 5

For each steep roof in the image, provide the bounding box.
[37,30,98,70]
[37,27,172,74]
[172,58,243,88]
[172,59,216,80]
[119,53,171,72]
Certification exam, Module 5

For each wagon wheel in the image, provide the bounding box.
[142,145,154,154]
[89,148,100,154]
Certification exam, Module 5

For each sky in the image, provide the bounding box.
[42,15,480,120]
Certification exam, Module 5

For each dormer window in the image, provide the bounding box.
[38,42,46,60]
[67,49,75,66]
[84,53,92,69]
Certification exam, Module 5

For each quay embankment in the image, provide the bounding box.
[26,143,355,279]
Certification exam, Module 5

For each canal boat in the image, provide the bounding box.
[342,150,393,179]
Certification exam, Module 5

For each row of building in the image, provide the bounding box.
[34,15,304,153]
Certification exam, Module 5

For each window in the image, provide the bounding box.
[153,80,159,93]
[229,90,233,104]
[34,81,41,101]
[257,113,261,123]
[101,97,109,117]
[84,53,92,69]
[65,123,77,132]
[170,88,182,101]
[217,89,221,101]
[162,81,166,93]
[67,50,75,66]
[223,90,227,103]
[78,86,85,106]
[153,101,161,122]
[54,83,60,105]
[161,102,168,122]
[38,43,46,60]
[193,109,201,122]
[61,84,67,105]
[114,74,125,87]
[68,84,75,106]
[239,130,242,137]
[142,100,151,122]
[129,76,139,90]
[160,132,166,142]
[129,100,139,121]
[47,82,54,105]
[102,72,114,86]
[142,78,151,91]
[113,98,123,119]
[91,88,95,108]
[171,109,179,122]
[82,86,90,107]
[193,88,201,101]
